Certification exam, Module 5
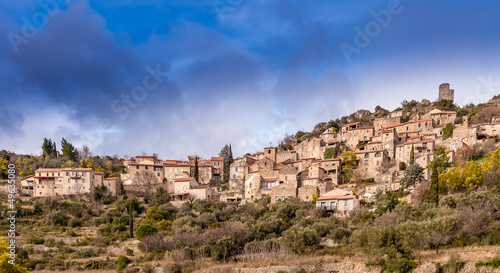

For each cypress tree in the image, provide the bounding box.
[194,156,199,182]
[409,145,415,165]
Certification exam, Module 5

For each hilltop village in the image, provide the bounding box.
[16,83,500,216]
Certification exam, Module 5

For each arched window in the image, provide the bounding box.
[375,152,382,157]
[364,154,370,158]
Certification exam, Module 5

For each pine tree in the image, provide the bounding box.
[42,138,55,158]
[61,138,78,161]
[431,164,439,204]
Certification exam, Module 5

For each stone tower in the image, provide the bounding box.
[264,147,276,162]
[438,83,454,102]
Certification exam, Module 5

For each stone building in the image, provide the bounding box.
[170,177,211,201]
[298,185,318,202]
[270,183,297,203]
[316,188,359,217]
[438,83,455,102]
[338,124,375,151]
[294,138,326,160]
[276,150,298,162]
[210,157,224,181]
[396,139,435,164]
[279,165,299,187]
[321,128,338,143]
[34,168,95,198]
[355,150,388,179]
[248,157,276,177]
[429,109,457,127]
[318,158,341,186]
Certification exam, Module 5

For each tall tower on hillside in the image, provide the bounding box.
[438,83,454,102]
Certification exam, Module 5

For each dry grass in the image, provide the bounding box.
[420,245,500,263]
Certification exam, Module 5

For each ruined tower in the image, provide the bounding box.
[438,83,454,102]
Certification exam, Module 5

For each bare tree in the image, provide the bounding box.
[133,170,159,195]
[79,144,92,160]
[71,181,86,201]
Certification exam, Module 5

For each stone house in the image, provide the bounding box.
[210,157,224,181]
[355,150,388,179]
[298,185,318,202]
[316,188,359,217]
[373,115,404,131]
[163,161,191,192]
[294,138,326,160]
[270,183,297,203]
[321,128,338,143]
[396,139,435,164]
[279,165,299,187]
[20,175,34,195]
[318,158,341,186]
[34,168,95,198]
[338,125,375,151]
[276,150,298,162]
[248,157,275,177]
[170,177,211,201]
[128,159,164,181]
[428,109,457,127]
[453,120,478,147]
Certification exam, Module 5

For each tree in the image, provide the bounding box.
[401,164,424,188]
[324,147,337,159]
[0,237,29,272]
[340,150,357,183]
[427,147,451,203]
[79,144,92,159]
[440,161,483,190]
[442,123,455,139]
[136,224,158,240]
[409,145,415,165]
[194,156,199,182]
[42,138,56,158]
[126,198,139,238]
[61,138,78,161]
[399,161,407,171]
[219,144,234,173]
[133,170,158,195]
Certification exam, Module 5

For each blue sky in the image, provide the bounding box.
[1,0,500,159]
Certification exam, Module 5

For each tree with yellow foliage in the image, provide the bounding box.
[440,160,483,190]
[0,238,29,273]
[341,150,358,183]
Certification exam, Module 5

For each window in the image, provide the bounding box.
[275,196,279,202]
[183,186,187,192]
[136,166,139,169]
[235,167,238,172]
[364,154,370,158]
[197,194,200,199]
[249,183,252,188]
[233,174,236,179]
[306,188,309,192]
[375,152,381,157]
[82,178,85,183]
[282,188,285,193]
[177,186,180,192]
[145,166,148,170]
[364,160,369,166]
[344,200,347,206]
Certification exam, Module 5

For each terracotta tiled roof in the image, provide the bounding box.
[316,195,356,201]
[135,155,156,158]
[343,121,361,127]
[174,177,194,182]
[211,157,224,161]
[262,177,279,182]
[191,185,209,189]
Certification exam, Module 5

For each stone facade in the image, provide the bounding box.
[298,185,318,202]
[270,183,297,203]
[34,168,95,198]
[438,83,454,102]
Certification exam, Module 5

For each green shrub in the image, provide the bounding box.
[84,260,99,269]
[136,224,158,240]
[116,255,131,271]
[282,226,320,254]
[476,257,500,268]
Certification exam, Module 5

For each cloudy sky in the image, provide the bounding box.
[1,0,500,159]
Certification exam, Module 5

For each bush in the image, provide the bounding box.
[116,256,131,271]
[68,218,82,228]
[136,224,158,240]
[282,226,320,254]
[476,257,500,269]
[211,235,239,262]
[399,162,407,171]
